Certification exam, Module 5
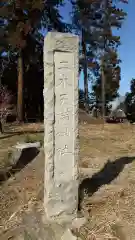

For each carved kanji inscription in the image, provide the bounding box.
[54,51,75,182]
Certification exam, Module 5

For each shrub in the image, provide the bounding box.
[0,85,13,133]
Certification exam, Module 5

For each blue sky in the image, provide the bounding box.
[59,0,135,96]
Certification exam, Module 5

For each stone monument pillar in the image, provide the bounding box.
[44,32,79,223]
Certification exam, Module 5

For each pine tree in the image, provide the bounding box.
[72,0,127,115]
[125,78,135,122]
[72,0,100,112]
[0,0,65,121]
[98,0,127,119]
[92,51,121,113]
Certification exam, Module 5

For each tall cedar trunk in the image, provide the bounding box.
[101,58,105,120]
[101,0,108,121]
[17,51,23,122]
[0,120,3,134]
[82,29,89,113]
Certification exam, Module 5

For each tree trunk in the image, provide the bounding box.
[82,29,89,113]
[0,120,3,134]
[101,58,106,121]
[101,0,108,122]
[17,51,23,122]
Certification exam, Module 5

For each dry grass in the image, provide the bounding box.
[1,122,135,239]
[79,123,135,239]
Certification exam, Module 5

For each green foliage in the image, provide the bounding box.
[0,0,66,53]
[72,0,127,106]
[72,0,101,70]
[125,78,135,122]
[0,0,67,120]
[92,51,121,104]
[0,0,128,119]
[79,89,92,109]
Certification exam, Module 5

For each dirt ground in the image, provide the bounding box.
[79,123,135,239]
[1,122,135,239]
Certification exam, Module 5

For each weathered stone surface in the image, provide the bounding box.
[15,142,41,149]
[61,229,77,240]
[9,142,41,166]
[44,32,79,222]
[71,217,86,232]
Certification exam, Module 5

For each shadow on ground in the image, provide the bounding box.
[78,156,135,210]
[0,147,39,184]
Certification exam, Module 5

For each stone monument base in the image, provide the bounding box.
[42,214,86,240]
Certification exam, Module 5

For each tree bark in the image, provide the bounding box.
[101,0,108,122]
[0,120,3,134]
[17,51,23,122]
[82,29,89,113]
[101,59,106,121]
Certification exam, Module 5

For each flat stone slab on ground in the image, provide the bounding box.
[14,142,41,149]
